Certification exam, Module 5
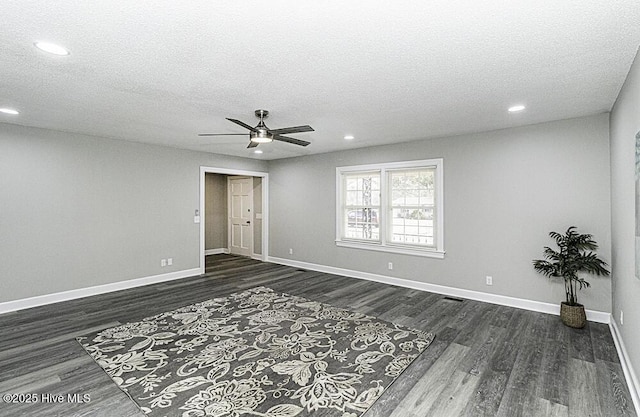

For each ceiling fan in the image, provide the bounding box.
[199,109,314,148]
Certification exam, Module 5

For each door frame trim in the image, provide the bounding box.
[199,166,269,274]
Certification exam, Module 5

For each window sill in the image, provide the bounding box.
[335,240,445,259]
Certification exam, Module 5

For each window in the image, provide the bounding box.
[336,159,444,258]
[342,171,380,242]
[389,168,435,246]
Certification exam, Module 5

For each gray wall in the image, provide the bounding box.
[204,174,228,250]
[268,114,612,312]
[0,123,266,303]
[0,111,616,317]
[610,48,640,382]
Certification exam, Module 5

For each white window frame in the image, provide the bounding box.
[335,159,445,259]
[340,170,382,243]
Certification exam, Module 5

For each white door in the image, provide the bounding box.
[228,176,253,257]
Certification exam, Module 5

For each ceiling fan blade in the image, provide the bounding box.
[226,118,258,132]
[198,133,247,136]
[273,134,310,147]
[195,140,243,145]
[268,125,314,135]
[247,141,259,148]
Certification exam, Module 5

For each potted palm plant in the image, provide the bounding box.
[532,226,610,328]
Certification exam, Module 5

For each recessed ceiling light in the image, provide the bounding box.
[254,150,263,154]
[0,108,19,115]
[344,135,355,140]
[34,41,70,56]
[508,105,526,113]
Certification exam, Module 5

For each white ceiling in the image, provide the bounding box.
[1,1,639,160]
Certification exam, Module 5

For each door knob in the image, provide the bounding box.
[246,221,251,224]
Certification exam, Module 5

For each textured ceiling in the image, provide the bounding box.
[1,1,639,160]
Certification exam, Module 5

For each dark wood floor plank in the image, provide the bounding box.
[462,368,510,417]
[488,304,516,329]
[409,297,466,334]
[425,369,480,417]
[530,398,569,417]
[569,323,596,363]
[568,358,603,417]
[461,310,535,417]
[457,324,506,377]
[496,336,546,417]
[0,321,120,359]
[388,343,471,416]
[452,302,495,347]
[539,339,570,406]
[0,254,635,417]
[364,339,450,417]
[591,322,621,364]
[595,359,637,416]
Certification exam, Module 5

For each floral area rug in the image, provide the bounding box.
[78,286,434,416]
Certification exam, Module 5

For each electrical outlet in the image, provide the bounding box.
[167,258,173,266]
[486,276,493,286]
[161,259,167,267]
[620,310,624,325]
[388,262,393,270]
[289,248,293,255]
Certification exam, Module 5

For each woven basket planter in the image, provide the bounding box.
[560,302,586,328]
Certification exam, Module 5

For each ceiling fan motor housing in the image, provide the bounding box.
[250,109,272,142]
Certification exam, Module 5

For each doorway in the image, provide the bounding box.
[199,167,268,274]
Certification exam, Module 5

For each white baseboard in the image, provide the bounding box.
[205,249,261,261]
[266,256,611,324]
[205,248,229,256]
[610,319,640,414]
[0,267,201,315]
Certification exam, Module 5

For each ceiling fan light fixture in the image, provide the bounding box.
[250,130,273,143]
[250,137,273,143]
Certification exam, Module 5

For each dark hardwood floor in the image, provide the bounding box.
[0,254,636,416]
